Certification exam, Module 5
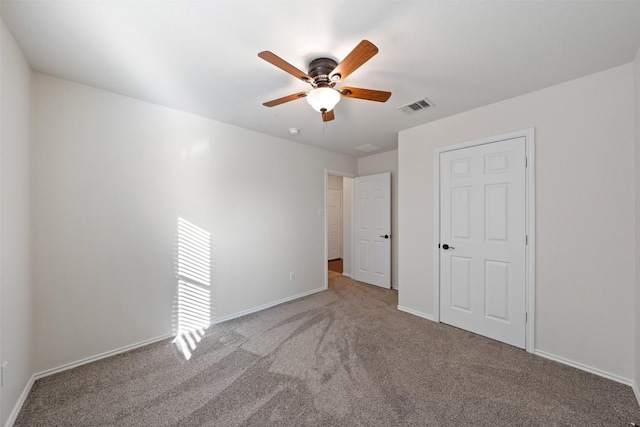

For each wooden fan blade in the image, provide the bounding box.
[329,40,378,82]
[263,92,307,107]
[322,109,335,122]
[258,51,313,83]
[340,87,391,102]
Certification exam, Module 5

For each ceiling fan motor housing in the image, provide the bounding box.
[308,58,338,87]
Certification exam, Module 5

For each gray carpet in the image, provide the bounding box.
[15,271,640,426]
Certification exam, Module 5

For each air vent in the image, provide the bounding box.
[354,144,380,153]
[398,97,434,115]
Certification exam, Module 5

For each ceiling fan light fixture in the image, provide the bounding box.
[259,40,390,122]
[306,87,340,113]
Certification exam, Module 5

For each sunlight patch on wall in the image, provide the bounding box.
[173,217,211,360]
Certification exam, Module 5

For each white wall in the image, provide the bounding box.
[31,73,357,373]
[358,150,398,289]
[399,64,635,381]
[0,19,32,426]
[634,46,640,400]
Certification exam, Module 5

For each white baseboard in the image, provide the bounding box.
[397,305,436,322]
[6,287,327,425]
[33,333,173,380]
[534,350,633,386]
[7,334,172,426]
[212,287,325,324]
[4,375,35,427]
[342,272,352,278]
[393,309,636,391]
[33,287,326,380]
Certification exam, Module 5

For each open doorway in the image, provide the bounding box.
[327,174,344,273]
[324,170,354,288]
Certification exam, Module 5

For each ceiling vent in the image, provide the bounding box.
[354,144,380,153]
[398,97,434,115]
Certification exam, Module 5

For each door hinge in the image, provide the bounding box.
[525,235,528,245]
[525,157,528,168]
[525,312,528,323]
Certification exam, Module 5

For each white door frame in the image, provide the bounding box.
[433,128,536,353]
[324,169,355,290]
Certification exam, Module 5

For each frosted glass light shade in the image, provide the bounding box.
[306,87,340,112]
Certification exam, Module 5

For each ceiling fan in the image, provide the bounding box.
[258,40,391,122]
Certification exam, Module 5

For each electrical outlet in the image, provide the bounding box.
[289,272,295,281]
[1,361,7,387]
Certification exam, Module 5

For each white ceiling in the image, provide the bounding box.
[3,1,640,158]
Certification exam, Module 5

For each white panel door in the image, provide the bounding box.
[354,173,391,289]
[327,188,342,260]
[440,137,526,348]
